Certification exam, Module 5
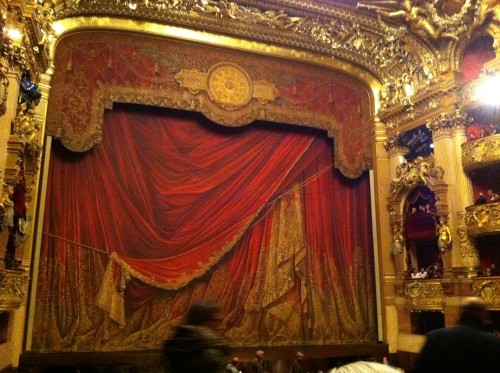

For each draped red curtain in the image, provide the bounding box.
[34,104,376,351]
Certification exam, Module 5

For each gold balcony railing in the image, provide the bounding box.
[462,134,500,172]
[464,202,500,236]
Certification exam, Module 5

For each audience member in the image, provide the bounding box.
[411,297,500,373]
[329,361,403,372]
[249,350,268,373]
[411,267,428,279]
[163,299,228,373]
[291,351,305,373]
[225,356,241,373]
[475,192,487,205]
[489,263,499,276]
[487,189,499,202]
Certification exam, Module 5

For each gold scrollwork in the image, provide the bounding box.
[472,279,500,307]
[465,202,500,236]
[405,280,444,308]
[0,269,29,310]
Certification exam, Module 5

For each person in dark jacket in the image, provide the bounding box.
[163,299,228,373]
[411,297,500,373]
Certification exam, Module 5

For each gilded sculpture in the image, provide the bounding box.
[357,0,472,40]
[391,222,406,255]
[436,216,452,252]
[391,156,431,192]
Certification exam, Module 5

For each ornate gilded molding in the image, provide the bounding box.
[382,87,458,133]
[472,278,500,309]
[48,0,440,107]
[11,103,42,157]
[462,134,500,172]
[175,63,278,111]
[383,135,410,155]
[0,269,29,310]
[404,280,445,309]
[465,202,500,236]
[426,109,472,137]
[357,1,474,41]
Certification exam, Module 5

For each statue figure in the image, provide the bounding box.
[469,0,500,51]
[436,216,452,252]
[357,0,459,40]
[470,0,500,34]
[391,223,406,255]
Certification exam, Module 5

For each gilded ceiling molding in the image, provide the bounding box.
[43,0,442,110]
[49,16,379,96]
[426,108,472,137]
[382,88,456,134]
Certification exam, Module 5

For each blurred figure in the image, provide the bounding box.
[291,351,305,373]
[487,189,499,202]
[163,299,228,373]
[411,297,500,373]
[225,356,241,373]
[475,192,487,205]
[249,350,268,373]
[329,360,403,372]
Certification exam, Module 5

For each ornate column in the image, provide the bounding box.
[427,110,478,273]
[384,140,410,279]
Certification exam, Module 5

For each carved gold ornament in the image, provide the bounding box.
[462,134,500,171]
[176,63,278,111]
[0,269,29,310]
[390,156,434,193]
[465,202,500,236]
[472,278,500,308]
[405,280,445,308]
[207,64,253,110]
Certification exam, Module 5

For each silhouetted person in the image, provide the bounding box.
[291,351,305,373]
[163,299,228,373]
[411,297,500,373]
[475,192,487,205]
[249,350,268,373]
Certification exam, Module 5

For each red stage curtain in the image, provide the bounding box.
[35,104,375,350]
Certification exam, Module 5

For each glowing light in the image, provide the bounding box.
[475,73,500,106]
[7,28,22,41]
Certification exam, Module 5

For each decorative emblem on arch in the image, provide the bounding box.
[175,62,279,111]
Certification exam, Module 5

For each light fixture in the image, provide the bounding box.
[475,73,500,106]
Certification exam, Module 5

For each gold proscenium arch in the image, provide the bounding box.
[46,18,384,179]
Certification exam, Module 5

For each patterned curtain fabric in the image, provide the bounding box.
[34,104,376,351]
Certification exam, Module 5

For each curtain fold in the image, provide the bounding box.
[34,104,376,351]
